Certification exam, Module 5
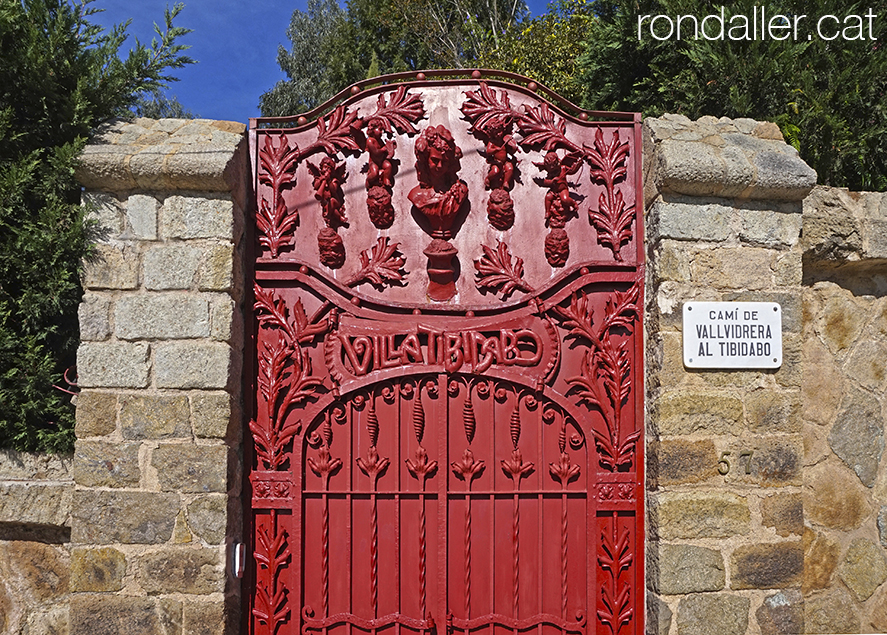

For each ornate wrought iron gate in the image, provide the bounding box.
[246,71,644,635]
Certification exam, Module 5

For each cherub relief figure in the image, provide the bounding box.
[534,150,582,229]
[481,118,518,192]
[408,125,468,240]
[308,157,348,228]
[364,117,396,189]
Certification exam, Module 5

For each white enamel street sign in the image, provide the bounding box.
[683,302,782,369]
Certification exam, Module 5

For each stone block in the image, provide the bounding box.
[73,440,140,487]
[829,388,885,487]
[730,541,803,589]
[839,538,887,601]
[139,547,224,595]
[70,595,182,635]
[676,593,749,635]
[24,604,69,635]
[70,546,126,592]
[78,293,111,341]
[745,390,800,434]
[739,207,802,247]
[879,506,887,549]
[688,247,774,290]
[654,439,715,485]
[120,394,191,439]
[125,194,159,239]
[863,219,887,258]
[803,588,860,634]
[657,391,743,435]
[653,240,692,283]
[801,337,844,425]
[198,243,234,291]
[816,289,866,353]
[805,463,870,530]
[72,490,179,544]
[751,149,817,200]
[0,482,72,527]
[724,289,802,334]
[871,584,887,633]
[774,334,802,388]
[654,200,731,242]
[755,589,803,635]
[77,341,150,388]
[656,544,724,594]
[165,142,246,193]
[649,331,685,392]
[115,294,210,339]
[656,491,750,539]
[647,595,672,635]
[209,295,239,343]
[772,251,802,287]
[162,195,234,239]
[0,541,68,601]
[191,392,233,439]
[186,494,228,544]
[749,438,802,486]
[183,601,229,635]
[143,244,202,290]
[81,243,139,290]
[761,493,803,537]
[803,528,839,593]
[152,444,229,493]
[846,339,887,390]
[75,144,139,191]
[75,391,117,437]
[83,191,123,237]
[0,449,71,480]
[155,342,233,389]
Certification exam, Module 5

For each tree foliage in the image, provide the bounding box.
[260,0,527,116]
[133,90,197,119]
[0,0,193,452]
[476,0,592,105]
[579,0,887,190]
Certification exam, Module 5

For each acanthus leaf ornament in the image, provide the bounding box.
[365,84,426,136]
[257,134,300,258]
[474,241,534,299]
[584,128,634,260]
[253,520,292,633]
[597,518,634,634]
[344,237,408,289]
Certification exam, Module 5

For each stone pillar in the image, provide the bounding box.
[72,118,248,635]
[644,115,816,635]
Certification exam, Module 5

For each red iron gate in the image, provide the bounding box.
[246,71,644,635]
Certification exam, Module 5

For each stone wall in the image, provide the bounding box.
[0,451,72,634]
[800,186,887,632]
[644,114,887,634]
[70,117,249,635]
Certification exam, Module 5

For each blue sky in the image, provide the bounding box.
[92,0,550,123]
